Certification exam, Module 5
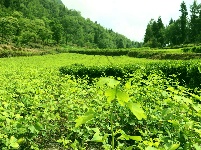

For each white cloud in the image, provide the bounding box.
[61,0,198,42]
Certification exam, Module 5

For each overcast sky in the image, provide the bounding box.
[61,0,198,42]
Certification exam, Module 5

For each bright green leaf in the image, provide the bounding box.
[105,88,116,103]
[116,90,129,106]
[97,77,119,88]
[117,129,142,141]
[127,102,147,120]
[193,143,201,150]
[28,125,37,134]
[169,143,180,150]
[10,136,19,149]
[107,78,120,88]
[75,109,95,127]
[128,136,142,141]
[125,81,131,89]
[194,128,201,137]
[91,131,103,142]
[168,120,180,127]
[145,146,158,150]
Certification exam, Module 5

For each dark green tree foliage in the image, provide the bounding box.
[50,21,63,44]
[0,0,135,49]
[189,0,201,43]
[156,17,165,47]
[180,1,188,43]
[144,19,154,47]
[0,16,19,43]
[144,17,165,48]
[144,1,201,47]
[165,19,181,46]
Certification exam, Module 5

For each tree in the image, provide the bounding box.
[144,19,154,47]
[0,0,136,49]
[169,18,174,25]
[0,16,19,43]
[50,21,63,44]
[144,17,165,48]
[20,31,37,44]
[180,1,188,43]
[165,19,181,46]
[156,16,165,47]
[189,0,200,43]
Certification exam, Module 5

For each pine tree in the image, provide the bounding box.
[180,1,188,44]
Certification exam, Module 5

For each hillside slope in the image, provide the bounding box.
[0,0,136,49]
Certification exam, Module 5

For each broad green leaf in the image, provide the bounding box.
[97,77,119,88]
[169,143,180,150]
[105,88,116,103]
[10,142,19,149]
[28,125,37,134]
[117,129,142,141]
[145,146,158,150]
[128,136,142,141]
[193,143,201,150]
[194,128,201,137]
[34,122,43,131]
[107,78,120,88]
[70,139,79,150]
[10,136,19,149]
[116,90,129,106]
[184,121,194,129]
[125,81,131,89]
[190,93,201,102]
[182,97,192,104]
[97,77,108,87]
[125,146,133,150]
[193,104,201,112]
[174,95,191,104]
[75,109,95,127]
[127,102,147,120]
[168,120,180,127]
[17,138,25,144]
[118,133,142,141]
[91,128,103,142]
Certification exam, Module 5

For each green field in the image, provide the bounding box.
[0,53,201,150]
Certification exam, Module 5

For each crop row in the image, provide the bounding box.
[182,46,201,53]
[0,68,201,149]
[68,49,201,60]
[59,61,201,88]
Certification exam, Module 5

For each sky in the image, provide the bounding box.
[61,0,198,42]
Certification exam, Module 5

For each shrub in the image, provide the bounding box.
[59,62,201,88]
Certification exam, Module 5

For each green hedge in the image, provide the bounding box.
[59,61,201,88]
[68,49,129,56]
[182,46,201,53]
[69,49,201,60]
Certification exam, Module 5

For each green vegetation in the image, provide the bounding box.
[144,1,201,48]
[59,60,201,88]
[68,48,201,60]
[0,0,201,149]
[182,46,201,53]
[0,53,201,149]
[0,0,139,50]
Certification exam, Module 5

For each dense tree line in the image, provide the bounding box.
[144,0,201,48]
[0,0,138,49]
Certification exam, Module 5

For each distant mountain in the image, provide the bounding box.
[0,0,137,48]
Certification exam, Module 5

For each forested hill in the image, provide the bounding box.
[0,0,136,49]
